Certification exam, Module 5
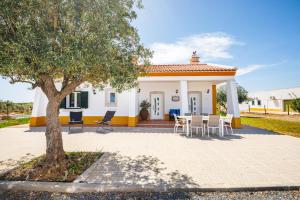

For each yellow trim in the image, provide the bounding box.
[145,71,236,76]
[30,116,138,127]
[212,85,217,115]
[232,117,241,129]
[30,117,46,127]
[250,108,282,112]
[249,108,281,112]
[128,116,139,127]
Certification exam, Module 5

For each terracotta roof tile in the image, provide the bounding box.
[143,64,237,73]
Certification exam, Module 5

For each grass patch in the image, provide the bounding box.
[0,152,103,182]
[0,118,30,128]
[241,117,300,138]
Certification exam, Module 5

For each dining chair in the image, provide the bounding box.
[207,115,221,137]
[173,114,185,133]
[224,114,234,135]
[190,115,205,137]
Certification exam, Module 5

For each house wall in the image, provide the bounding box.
[30,84,136,126]
[239,87,300,113]
[138,81,213,119]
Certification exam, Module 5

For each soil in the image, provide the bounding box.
[0,152,102,182]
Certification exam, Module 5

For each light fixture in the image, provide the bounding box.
[176,89,178,94]
[137,88,141,93]
[92,88,96,95]
[207,89,210,94]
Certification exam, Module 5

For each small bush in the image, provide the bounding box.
[291,98,300,113]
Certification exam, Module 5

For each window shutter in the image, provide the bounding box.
[60,97,66,109]
[80,91,89,108]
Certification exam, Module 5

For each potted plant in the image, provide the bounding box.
[140,100,151,120]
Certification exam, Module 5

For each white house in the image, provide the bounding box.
[30,53,241,128]
[239,87,300,113]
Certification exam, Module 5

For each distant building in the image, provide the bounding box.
[240,87,300,113]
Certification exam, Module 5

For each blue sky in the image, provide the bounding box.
[1,0,300,102]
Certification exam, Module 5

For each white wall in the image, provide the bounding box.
[138,81,213,115]
[32,81,214,118]
[188,81,213,114]
[31,84,131,117]
[238,87,300,112]
[240,99,284,112]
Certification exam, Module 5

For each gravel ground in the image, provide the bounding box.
[1,190,300,200]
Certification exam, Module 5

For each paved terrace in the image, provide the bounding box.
[0,126,300,189]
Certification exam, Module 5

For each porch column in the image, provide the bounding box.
[128,88,138,127]
[226,80,241,128]
[180,80,189,115]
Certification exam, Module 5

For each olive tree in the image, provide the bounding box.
[217,84,249,112]
[0,0,151,168]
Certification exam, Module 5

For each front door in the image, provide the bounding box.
[150,93,163,119]
[188,92,201,115]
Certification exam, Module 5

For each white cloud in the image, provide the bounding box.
[237,64,267,76]
[149,32,242,64]
[237,62,283,76]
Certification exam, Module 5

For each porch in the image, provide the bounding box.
[134,76,241,128]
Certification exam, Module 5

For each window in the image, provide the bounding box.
[67,92,80,108]
[252,100,255,105]
[60,91,88,109]
[257,100,261,106]
[110,92,116,104]
[105,89,117,107]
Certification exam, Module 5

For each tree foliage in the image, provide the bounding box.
[0,0,151,91]
[0,0,151,166]
[291,98,300,113]
[217,84,249,112]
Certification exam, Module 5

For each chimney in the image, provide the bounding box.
[190,51,200,64]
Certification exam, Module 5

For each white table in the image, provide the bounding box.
[178,115,227,137]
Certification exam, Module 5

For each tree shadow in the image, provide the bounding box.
[0,153,35,175]
[75,152,199,189]
[235,125,279,135]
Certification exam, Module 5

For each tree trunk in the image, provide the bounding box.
[45,100,65,166]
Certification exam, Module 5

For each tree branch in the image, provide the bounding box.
[58,79,83,101]
[61,75,69,90]
[8,76,38,88]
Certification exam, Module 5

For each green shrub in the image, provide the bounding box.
[291,98,300,113]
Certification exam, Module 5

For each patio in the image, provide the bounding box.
[1,126,300,189]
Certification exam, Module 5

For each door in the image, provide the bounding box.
[188,92,201,115]
[150,93,163,119]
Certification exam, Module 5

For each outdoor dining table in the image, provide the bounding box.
[178,115,228,137]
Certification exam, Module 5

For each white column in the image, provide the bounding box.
[128,88,138,117]
[226,80,240,117]
[180,80,189,115]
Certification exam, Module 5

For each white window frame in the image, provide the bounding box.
[66,91,81,108]
[105,89,117,107]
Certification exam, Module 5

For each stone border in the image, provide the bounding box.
[0,181,299,193]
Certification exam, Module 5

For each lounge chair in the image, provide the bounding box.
[69,111,84,132]
[96,111,116,132]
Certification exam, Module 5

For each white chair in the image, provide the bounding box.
[173,114,185,133]
[207,115,221,137]
[224,114,233,135]
[190,115,205,137]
